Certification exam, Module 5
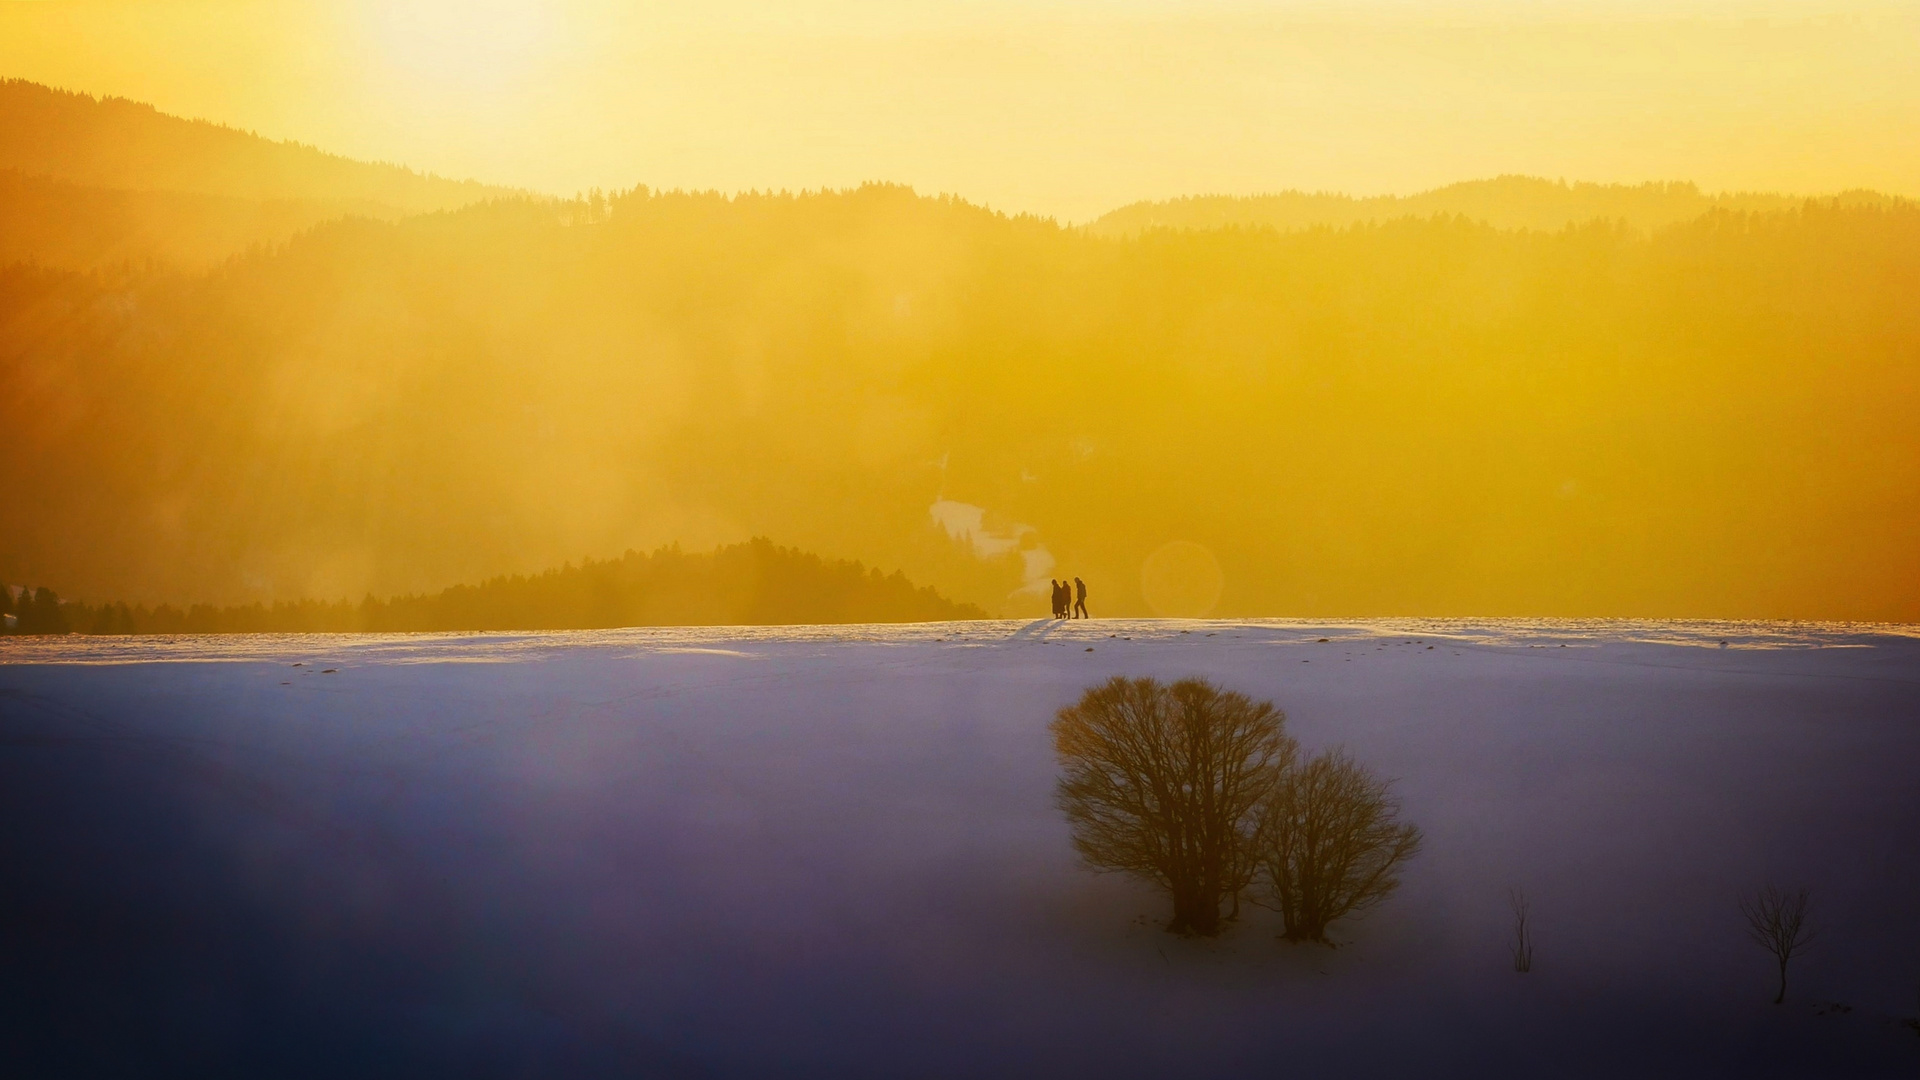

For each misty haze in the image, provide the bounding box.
[3,3,1918,1077]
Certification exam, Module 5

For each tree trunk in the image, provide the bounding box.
[1167,886,1220,937]
[1774,959,1787,1005]
[1165,888,1192,935]
[1280,920,1327,944]
[1188,898,1219,937]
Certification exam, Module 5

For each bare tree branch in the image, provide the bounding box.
[1254,749,1422,945]
[1052,677,1294,937]
[1509,886,1533,973]
[1740,885,1815,1005]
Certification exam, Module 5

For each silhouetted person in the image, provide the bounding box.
[1051,579,1066,619]
[1074,577,1088,619]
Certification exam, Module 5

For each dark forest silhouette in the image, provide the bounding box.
[2,539,982,635]
[1,585,68,635]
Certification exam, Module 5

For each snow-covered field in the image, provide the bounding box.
[3,619,1918,1077]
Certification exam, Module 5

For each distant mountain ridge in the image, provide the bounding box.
[1087,176,1913,238]
[0,79,515,209]
[0,78,520,270]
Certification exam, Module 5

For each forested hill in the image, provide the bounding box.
[0,168,408,272]
[0,79,511,209]
[5,184,1920,620]
[0,79,519,270]
[1088,176,1910,238]
[7,540,984,634]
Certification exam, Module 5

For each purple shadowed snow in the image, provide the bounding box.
[2,619,1917,1077]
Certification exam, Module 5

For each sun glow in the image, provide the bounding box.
[0,3,1918,620]
[3,1,1916,217]
[356,0,562,103]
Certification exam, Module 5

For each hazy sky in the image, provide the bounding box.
[3,0,1917,219]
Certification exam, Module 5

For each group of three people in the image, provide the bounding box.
[1051,577,1088,620]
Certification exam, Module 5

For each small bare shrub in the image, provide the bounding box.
[1508,886,1534,973]
[1741,885,1815,1004]
[1255,749,1422,944]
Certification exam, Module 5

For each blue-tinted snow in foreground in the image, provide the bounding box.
[3,619,1918,1077]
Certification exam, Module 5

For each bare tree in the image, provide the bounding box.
[1255,749,1422,944]
[1051,676,1294,936]
[1741,885,1815,1005]
[1508,886,1534,973]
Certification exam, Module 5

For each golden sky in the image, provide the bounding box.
[3,0,1917,219]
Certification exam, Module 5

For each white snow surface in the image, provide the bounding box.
[3,618,1918,1077]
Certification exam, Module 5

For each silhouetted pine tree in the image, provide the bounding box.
[19,587,68,635]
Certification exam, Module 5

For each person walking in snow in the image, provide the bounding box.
[1073,577,1088,619]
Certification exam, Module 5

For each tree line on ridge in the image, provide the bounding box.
[1,539,982,635]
